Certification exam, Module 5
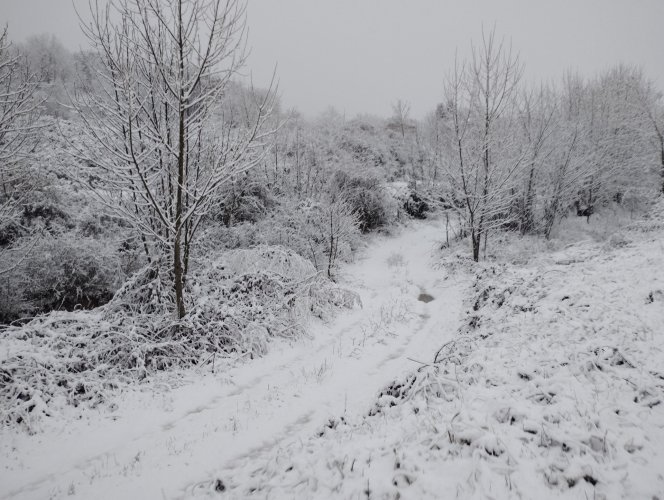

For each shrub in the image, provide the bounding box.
[0,220,24,247]
[202,197,362,278]
[0,236,125,323]
[403,192,429,219]
[25,237,121,311]
[213,178,275,227]
[21,196,71,233]
[386,181,432,220]
[0,245,361,430]
[330,170,395,232]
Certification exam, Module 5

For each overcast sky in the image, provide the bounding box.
[3,0,664,118]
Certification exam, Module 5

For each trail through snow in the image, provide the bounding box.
[198,211,664,500]
[0,217,464,500]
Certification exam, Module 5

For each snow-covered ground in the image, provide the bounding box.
[2,206,664,500]
[196,209,664,500]
[1,217,465,499]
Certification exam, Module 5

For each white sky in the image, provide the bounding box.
[2,0,664,118]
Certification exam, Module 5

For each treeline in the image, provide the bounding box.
[1,24,663,322]
[416,31,663,259]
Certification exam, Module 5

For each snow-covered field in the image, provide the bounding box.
[2,206,664,500]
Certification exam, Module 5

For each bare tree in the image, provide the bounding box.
[541,123,581,239]
[22,34,74,85]
[73,0,276,318]
[303,197,359,279]
[0,27,41,273]
[537,67,657,236]
[390,99,411,140]
[515,84,556,234]
[648,104,664,194]
[441,29,525,261]
[540,72,599,236]
[575,65,653,213]
[321,197,359,279]
[637,80,664,194]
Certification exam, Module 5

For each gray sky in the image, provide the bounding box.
[2,0,664,118]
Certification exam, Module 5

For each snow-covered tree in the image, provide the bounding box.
[73,0,276,318]
[440,29,525,261]
[389,99,412,140]
[21,34,74,85]
[540,78,585,238]
[636,79,664,194]
[514,84,557,234]
[0,27,41,272]
[579,65,653,209]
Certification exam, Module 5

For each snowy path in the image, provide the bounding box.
[197,213,664,500]
[0,218,465,500]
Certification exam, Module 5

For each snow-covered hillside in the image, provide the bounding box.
[195,207,664,500]
[2,204,664,500]
[0,217,466,499]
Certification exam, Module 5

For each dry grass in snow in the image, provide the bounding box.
[0,245,359,432]
[202,203,664,500]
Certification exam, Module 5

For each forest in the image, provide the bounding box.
[1,0,664,498]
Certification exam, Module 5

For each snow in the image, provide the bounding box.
[2,207,663,499]
[0,216,465,499]
[192,212,664,499]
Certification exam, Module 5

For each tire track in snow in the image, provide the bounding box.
[178,294,452,498]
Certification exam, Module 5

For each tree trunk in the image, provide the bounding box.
[174,0,186,320]
[327,211,334,278]
[660,139,664,194]
[521,162,536,234]
[471,230,481,262]
[174,234,186,319]
[544,195,560,240]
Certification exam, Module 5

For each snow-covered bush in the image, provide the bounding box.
[403,191,429,219]
[386,181,433,221]
[25,236,122,310]
[0,235,126,323]
[206,197,362,278]
[212,177,275,227]
[330,170,396,232]
[20,190,72,234]
[0,245,360,430]
[628,196,664,233]
[301,197,361,277]
[0,218,23,246]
